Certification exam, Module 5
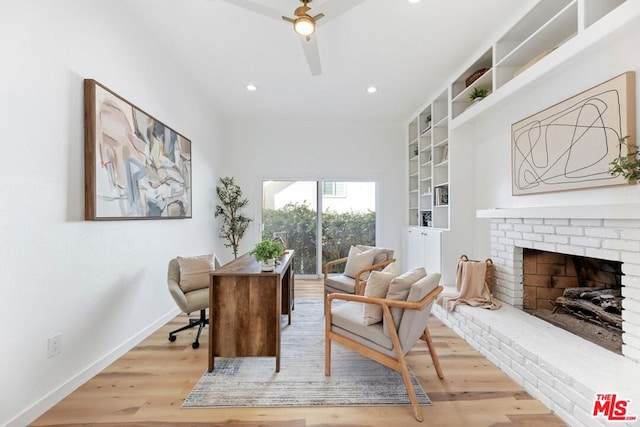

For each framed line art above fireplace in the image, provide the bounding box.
[84,79,192,220]
[511,71,636,196]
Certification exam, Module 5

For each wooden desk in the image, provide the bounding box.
[208,250,294,373]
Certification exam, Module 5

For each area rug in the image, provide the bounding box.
[183,298,430,408]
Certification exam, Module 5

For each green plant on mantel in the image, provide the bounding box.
[609,136,639,182]
[215,176,252,259]
[250,239,285,263]
[469,87,489,101]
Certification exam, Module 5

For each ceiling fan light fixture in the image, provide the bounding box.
[294,15,315,36]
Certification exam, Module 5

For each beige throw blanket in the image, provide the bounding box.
[437,259,501,312]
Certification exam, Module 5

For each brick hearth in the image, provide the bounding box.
[431,205,640,427]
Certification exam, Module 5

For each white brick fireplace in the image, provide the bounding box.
[432,204,640,427]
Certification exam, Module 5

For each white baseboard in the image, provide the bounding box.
[5,308,180,427]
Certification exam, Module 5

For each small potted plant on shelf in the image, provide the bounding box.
[609,136,639,182]
[250,239,285,271]
[469,87,489,104]
[424,114,432,131]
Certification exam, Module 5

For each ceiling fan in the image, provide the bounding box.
[219,0,367,76]
[281,0,324,40]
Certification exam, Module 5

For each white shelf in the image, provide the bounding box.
[434,160,449,168]
[451,68,493,104]
[451,48,493,101]
[495,2,578,89]
[450,0,634,129]
[434,138,448,148]
[495,0,574,62]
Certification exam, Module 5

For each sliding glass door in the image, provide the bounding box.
[321,181,376,273]
[262,180,376,276]
[262,181,318,274]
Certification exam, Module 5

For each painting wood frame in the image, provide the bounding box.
[511,72,635,196]
[84,79,192,220]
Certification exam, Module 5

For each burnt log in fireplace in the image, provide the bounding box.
[553,287,622,330]
[523,248,624,353]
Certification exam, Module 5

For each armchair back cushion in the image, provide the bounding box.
[397,272,441,354]
[176,254,215,292]
[362,265,398,325]
[343,246,376,279]
[356,245,395,266]
[383,267,427,336]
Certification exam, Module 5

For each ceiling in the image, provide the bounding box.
[122,0,535,122]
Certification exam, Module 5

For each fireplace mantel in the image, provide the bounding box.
[477,203,640,219]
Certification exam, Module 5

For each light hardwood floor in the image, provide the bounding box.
[31,279,566,427]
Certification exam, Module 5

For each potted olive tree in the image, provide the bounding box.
[250,239,285,271]
[215,177,252,259]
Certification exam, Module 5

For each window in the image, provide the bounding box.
[322,181,346,197]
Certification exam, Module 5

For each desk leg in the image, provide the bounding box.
[288,265,294,325]
[208,278,215,373]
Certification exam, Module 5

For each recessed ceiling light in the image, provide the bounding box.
[408,0,421,3]
[246,84,257,92]
[366,86,378,94]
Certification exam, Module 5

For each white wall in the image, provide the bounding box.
[462,15,640,258]
[0,1,223,425]
[220,119,405,266]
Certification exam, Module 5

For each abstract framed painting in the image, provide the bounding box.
[511,72,635,195]
[84,79,192,220]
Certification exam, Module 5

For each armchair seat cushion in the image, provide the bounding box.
[331,302,393,350]
[324,274,357,294]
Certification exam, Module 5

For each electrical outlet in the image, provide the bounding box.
[47,334,62,358]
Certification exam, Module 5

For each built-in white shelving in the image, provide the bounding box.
[407,88,447,228]
[406,0,627,231]
[446,0,628,124]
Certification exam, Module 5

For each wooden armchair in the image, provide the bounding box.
[325,273,444,422]
[323,246,395,297]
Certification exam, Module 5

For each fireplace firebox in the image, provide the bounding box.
[522,248,623,353]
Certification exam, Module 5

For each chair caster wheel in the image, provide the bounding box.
[192,341,199,349]
[168,335,176,342]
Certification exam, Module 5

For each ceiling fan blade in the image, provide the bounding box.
[299,35,322,76]
[316,0,368,25]
[219,0,283,21]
